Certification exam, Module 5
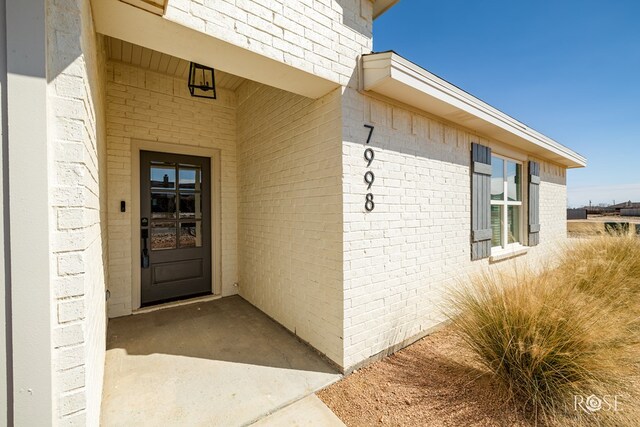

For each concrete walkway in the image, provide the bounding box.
[251,395,345,426]
[101,296,341,426]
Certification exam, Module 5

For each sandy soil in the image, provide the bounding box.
[318,327,532,427]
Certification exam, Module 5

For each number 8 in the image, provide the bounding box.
[365,193,374,212]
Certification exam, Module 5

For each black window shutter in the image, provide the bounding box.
[528,161,540,246]
[471,143,492,260]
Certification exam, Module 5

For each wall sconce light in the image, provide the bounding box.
[188,62,216,99]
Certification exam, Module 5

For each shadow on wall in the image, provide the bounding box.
[344,68,567,188]
[540,165,566,186]
[46,0,111,301]
[343,69,470,171]
[105,295,338,374]
[334,0,373,38]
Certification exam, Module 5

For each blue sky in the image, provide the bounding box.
[373,0,640,207]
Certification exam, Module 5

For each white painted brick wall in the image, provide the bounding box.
[236,80,344,364]
[341,88,568,369]
[47,0,108,425]
[105,61,239,317]
[44,2,573,418]
[165,0,373,85]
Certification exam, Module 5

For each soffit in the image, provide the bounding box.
[105,36,246,91]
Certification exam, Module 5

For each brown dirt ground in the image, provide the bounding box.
[318,327,533,427]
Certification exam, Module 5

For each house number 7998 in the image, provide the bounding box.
[363,124,375,212]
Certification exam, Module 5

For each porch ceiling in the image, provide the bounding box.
[105,37,246,91]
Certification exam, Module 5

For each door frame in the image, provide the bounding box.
[130,139,222,310]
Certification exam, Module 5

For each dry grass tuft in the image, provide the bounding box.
[450,236,640,426]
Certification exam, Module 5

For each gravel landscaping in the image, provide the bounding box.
[318,327,531,427]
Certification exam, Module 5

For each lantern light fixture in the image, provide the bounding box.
[188,62,216,99]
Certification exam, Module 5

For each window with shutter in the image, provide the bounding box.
[472,144,532,259]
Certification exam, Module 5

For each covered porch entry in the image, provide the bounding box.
[95,4,346,421]
[98,37,345,421]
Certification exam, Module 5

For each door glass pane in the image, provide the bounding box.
[179,167,201,191]
[151,193,176,219]
[491,205,503,247]
[179,193,202,219]
[507,162,522,201]
[491,157,504,200]
[179,222,202,248]
[508,206,521,244]
[150,165,176,189]
[151,221,176,250]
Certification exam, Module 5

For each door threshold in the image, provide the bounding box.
[133,293,222,315]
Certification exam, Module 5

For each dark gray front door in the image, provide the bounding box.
[140,151,211,306]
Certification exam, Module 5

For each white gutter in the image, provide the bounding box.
[362,52,587,168]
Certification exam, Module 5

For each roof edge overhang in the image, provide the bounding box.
[373,0,400,19]
[91,0,339,99]
[362,52,587,168]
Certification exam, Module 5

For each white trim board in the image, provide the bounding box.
[362,52,587,169]
[130,139,222,311]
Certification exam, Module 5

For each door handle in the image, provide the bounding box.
[141,227,150,268]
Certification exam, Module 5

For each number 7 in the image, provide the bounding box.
[364,124,374,144]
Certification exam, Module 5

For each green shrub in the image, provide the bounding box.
[450,237,640,426]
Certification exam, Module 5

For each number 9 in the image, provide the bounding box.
[364,148,374,167]
[364,171,375,190]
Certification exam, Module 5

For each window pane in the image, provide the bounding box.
[491,157,504,200]
[507,162,521,201]
[151,221,176,250]
[508,206,521,244]
[179,221,202,248]
[151,193,176,219]
[150,165,176,189]
[179,167,201,191]
[179,193,202,219]
[491,205,503,247]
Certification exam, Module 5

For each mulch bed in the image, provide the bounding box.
[318,327,532,426]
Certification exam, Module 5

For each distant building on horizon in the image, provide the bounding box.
[575,200,640,216]
[610,200,640,211]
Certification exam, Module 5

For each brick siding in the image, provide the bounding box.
[341,88,568,369]
[47,0,108,424]
[164,0,373,85]
[236,80,344,364]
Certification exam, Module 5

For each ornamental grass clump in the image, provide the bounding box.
[449,236,640,426]
[557,235,640,314]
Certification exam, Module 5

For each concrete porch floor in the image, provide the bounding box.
[101,296,341,426]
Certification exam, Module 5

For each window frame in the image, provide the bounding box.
[490,153,525,251]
